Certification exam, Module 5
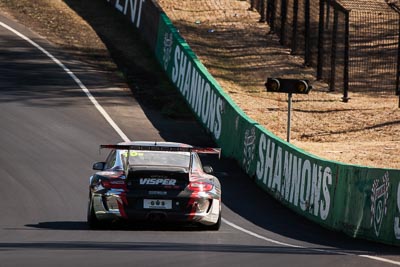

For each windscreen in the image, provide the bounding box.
[121,150,191,168]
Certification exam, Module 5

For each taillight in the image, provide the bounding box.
[101,179,126,189]
[188,181,213,192]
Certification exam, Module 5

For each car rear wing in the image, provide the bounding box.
[100,144,191,152]
[100,144,221,157]
[192,147,221,158]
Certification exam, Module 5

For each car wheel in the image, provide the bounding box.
[207,212,221,231]
[199,210,221,231]
[87,195,103,230]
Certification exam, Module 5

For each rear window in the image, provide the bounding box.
[122,151,191,168]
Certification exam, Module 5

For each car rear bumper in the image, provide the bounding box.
[92,191,220,225]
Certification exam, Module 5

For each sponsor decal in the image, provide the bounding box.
[99,171,118,176]
[107,0,144,27]
[162,39,223,140]
[163,33,173,70]
[123,151,144,157]
[256,133,332,220]
[395,181,400,239]
[139,178,177,186]
[370,172,390,237]
[235,116,239,130]
[243,127,256,173]
[148,191,168,196]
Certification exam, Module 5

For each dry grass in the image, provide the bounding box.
[159,0,400,169]
[0,0,398,169]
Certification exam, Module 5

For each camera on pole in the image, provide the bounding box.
[264,78,312,143]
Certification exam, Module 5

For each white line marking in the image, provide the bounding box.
[0,21,130,143]
[359,255,400,266]
[222,218,304,248]
[222,219,400,265]
[2,19,399,267]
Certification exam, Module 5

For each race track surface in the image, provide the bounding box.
[0,14,399,267]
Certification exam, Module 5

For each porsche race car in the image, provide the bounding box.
[87,141,222,230]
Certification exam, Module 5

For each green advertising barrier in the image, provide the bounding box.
[155,12,339,229]
[153,12,400,246]
[336,167,400,245]
[103,0,400,246]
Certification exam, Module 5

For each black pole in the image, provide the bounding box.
[317,0,325,79]
[270,0,276,32]
[304,0,311,66]
[287,93,292,142]
[396,13,400,100]
[342,10,350,102]
[260,0,266,22]
[280,0,287,44]
[329,9,338,92]
[250,0,255,10]
[291,0,298,54]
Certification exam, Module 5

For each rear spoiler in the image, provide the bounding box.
[192,148,221,158]
[100,144,192,152]
[100,144,221,158]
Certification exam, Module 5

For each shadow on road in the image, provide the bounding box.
[0,240,351,255]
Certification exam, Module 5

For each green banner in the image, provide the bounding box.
[153,12,400,246]
[154,13,337,226]
[336,167,400,245]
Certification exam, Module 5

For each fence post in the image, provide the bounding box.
[250,0,255,10]
[397,13,400,98]
[267,0,272,25]
[343,10,350,102]
[304,0,311,66]
[259,0,266,22]
[269,0,276,32]
[280,0,287,44]
[329,8,338,92]
[317,0,325,79]
[291,0,299,53]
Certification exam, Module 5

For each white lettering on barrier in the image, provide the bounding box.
[310,164,322,216]
[290,156,302,206]
[171,45,223,140]
[370,172,390,237]
[395,182,400,239]
[112,0,144,28]
[300,160,311,211]
[320,168,331,220]
[115,0,124,12]
[256,134,332,220]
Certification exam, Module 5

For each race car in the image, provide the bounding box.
[87,141,222,230]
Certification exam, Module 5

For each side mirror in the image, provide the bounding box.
[92,162,106,171]
[203,165,214,174]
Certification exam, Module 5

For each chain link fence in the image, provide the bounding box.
[346,1,399,94]
[250,0,400,99]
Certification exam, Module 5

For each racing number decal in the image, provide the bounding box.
[122,151,144,157]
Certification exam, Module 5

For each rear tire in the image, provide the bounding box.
[206,212,221,231]
[87,195,103,230]
[199,210,221,231]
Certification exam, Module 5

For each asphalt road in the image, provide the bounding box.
[0,14,399,267]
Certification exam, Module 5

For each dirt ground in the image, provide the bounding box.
[0,0,398,169]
